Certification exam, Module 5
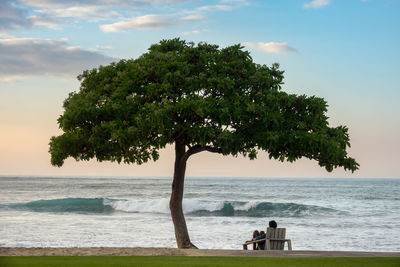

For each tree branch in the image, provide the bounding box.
[183,145,222,161]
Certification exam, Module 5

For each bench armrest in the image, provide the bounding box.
[244,238,268,244]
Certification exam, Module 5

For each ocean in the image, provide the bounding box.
[0,176,399,251]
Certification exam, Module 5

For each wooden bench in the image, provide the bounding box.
[243,227,292,250]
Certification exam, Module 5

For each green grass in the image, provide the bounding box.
[1,256,399,267]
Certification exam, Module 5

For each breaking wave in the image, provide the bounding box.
[4,198,343,217]
[7,198,113,214]
[188,201,343,217]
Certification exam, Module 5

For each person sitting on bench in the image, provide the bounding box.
[251,220,277,250]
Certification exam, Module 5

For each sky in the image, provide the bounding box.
[0,0,399,178]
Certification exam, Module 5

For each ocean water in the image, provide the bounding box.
[0,176,399,251]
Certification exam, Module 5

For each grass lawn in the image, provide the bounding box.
[1,256,399,267]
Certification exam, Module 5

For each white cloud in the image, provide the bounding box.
[0,32,14,39]
[183,30,200,35]
[0,0,189,33]
[99,1,239,33]
[95,45,113,51]
[0,0,121,33]
[197,5,233,12]
[219,0,249,4]
[182,29,208,35]
[100,15,172,32]
[19,0,187,8]
[100,14,205,32]
[36,6,120,20]
[303,0,331,9]
[244,42,297,55]
[98,0,239,33]
[2,0,236,34]
[180,14,205,22]
[29,15,63,29]
[0,38,114,82]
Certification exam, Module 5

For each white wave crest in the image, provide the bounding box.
[182,199,224,213]
[234,200,259,211]
[104,198,225,214]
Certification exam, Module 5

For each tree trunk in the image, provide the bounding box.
[170,139,198,249]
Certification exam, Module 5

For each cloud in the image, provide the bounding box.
[0,38,114,82]
[303,0,331,9]
[182,29,208,35]
[197,5,233,12]
[219,0,249,4]
[19,0,187,8]
[100,14,205,32]
[0,32,14,39]
[100,15,173,32]
[243,42,297,55]
[0,0,189,34]
[29,15,63,29]
[2,0,236,34]
[35,6,120,21]
[180,14,205,22]
[183,30,201,35]
[0,0,31,33]
[99,1,238,33]
[95,45,113,51]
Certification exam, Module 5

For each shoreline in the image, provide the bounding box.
[1,247,399,257]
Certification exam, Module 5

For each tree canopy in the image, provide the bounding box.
[50,38,358,248]
[50,38,358,173]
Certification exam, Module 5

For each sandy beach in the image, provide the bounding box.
[1,247,399,258]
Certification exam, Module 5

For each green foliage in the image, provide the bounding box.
[49,38,358,172]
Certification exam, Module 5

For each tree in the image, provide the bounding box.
[49,38,359,248]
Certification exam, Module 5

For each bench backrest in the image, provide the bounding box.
[266,227,286,250]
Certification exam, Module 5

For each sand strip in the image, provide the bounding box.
[1,247,399,257]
